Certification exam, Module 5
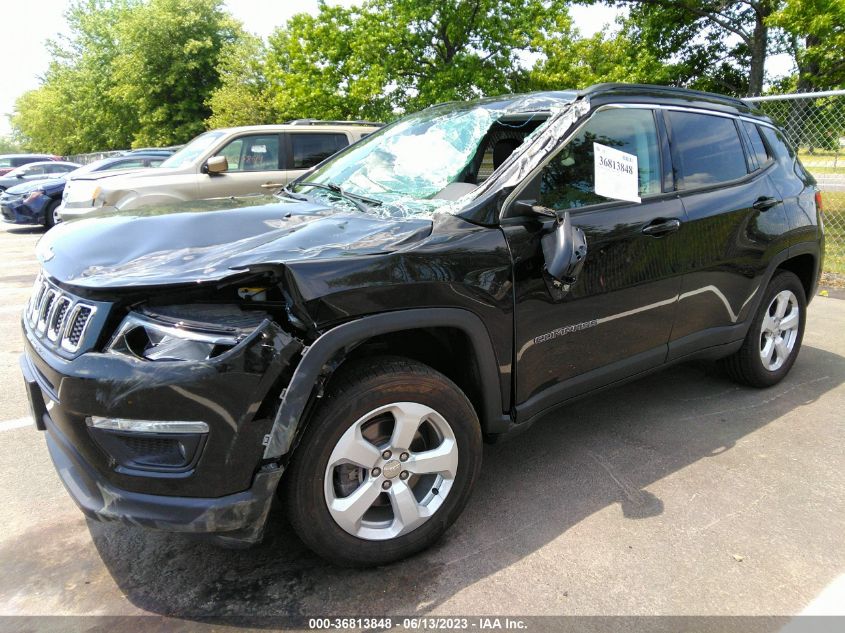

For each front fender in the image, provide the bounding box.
[262,307,510,460]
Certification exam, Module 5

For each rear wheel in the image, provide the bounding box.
[721,270,806,387]
[284,357,482,566]
[44,200,61,229]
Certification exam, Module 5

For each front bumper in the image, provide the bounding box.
[41,400,282,544]
[58,204,117,222]
[1,199,43,225]
[21,299,303,543]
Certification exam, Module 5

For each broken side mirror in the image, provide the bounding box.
[514,199,588,287]
[541,211,587,286]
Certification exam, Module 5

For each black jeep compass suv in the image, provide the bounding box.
[21,84,824,566]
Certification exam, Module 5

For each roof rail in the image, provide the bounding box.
[285,119,384,127]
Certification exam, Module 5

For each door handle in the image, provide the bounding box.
[752,196,781,211]
[642,218,682,236]
[261,183,284,189]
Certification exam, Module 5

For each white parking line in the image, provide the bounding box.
[0,417,32,432]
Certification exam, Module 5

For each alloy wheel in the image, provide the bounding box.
[323,402,458,541]
[759,289,800,371]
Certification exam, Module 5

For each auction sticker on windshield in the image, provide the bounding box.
[594,142,640,203]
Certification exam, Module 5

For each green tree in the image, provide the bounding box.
[205,34,275,128]
[0,136,22,154]
[771,0,845,92]
[12,0,242,153]
[111,0,242,146]
[594,0,786,96]
[208,0,569,124]
[529,13,674,89]
[12,0,136,154]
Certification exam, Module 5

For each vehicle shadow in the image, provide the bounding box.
[86,344,845,620]
[3,226,46,235]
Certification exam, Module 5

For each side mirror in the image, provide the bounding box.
[204,155,228,175]
[16,173,24,179]
[541,211,587,286]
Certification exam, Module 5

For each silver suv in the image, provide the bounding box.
[59,122,380,220]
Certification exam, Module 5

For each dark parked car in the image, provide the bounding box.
[0,161,79,192]
[0,153,62,177]
[20,84,823,566]
[1,153,170,228]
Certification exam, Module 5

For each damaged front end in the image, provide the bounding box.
[21,271,306,545]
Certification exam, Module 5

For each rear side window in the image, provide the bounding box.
[291,133,349,169]
[743,121,770,168]
[0,158,11,168]
[668,111,748,188]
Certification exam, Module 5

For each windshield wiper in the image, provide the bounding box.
[291,182,382,213]
[278,186,310,202]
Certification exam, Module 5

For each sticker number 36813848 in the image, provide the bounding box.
[593,142,641,203]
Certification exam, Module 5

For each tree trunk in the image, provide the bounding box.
[747,14,767,96]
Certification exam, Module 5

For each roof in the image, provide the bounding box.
[436,84,767,120]
[213,122,383,134]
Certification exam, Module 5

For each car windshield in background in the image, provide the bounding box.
[159,131,226,169]
[298,103,543,218]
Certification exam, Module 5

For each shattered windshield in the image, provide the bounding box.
[296,101,552,218]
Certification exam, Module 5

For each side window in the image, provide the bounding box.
[538,108,661,210]
[217,135,280,172]
[23,165,46,176]
[112,159,146,170]
[668,111,748,188]
[48,164,75,174]
[743,121,771,169]
[290,133,349,169]
[148,158,165,167]
[0,158,12,168]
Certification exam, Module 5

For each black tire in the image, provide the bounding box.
[721,270,807,388]
[44,200,60,229]
[283,356,482,567]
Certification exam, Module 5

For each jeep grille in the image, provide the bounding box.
[26,275,97,353]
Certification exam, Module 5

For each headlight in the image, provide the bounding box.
[107,306,266,361]
[91,185,103,206]
[24,190,44,204]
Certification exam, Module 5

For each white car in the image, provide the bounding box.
[59,122,380,220]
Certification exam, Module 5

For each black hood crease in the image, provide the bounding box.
[38,200,433,288]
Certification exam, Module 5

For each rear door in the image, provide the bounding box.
[203,133,285,197]
[664,109,789,358]
[503,106,686,420]
[284,132,351,182]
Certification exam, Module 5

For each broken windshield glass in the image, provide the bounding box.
[295,93,581,219]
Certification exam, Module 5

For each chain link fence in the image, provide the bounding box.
[746,90,845,276]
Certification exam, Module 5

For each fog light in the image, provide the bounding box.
[86,416,209,434]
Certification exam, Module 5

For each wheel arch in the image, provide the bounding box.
[780,242,820,302]
[262,308,510,461]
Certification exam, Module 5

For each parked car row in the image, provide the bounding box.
[59,122,380,221]
[2,122,380,228]
[0,153,63,176]
[1,151,172,227]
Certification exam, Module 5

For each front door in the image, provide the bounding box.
[203,133,286,197]
[502,106,686,422]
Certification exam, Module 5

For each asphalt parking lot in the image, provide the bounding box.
[1,221,844,626]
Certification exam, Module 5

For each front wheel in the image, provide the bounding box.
[721,270,807,387]
[284,357,482,566]
[44,200,61,228]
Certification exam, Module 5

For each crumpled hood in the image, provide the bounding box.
[38,198,432,288]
